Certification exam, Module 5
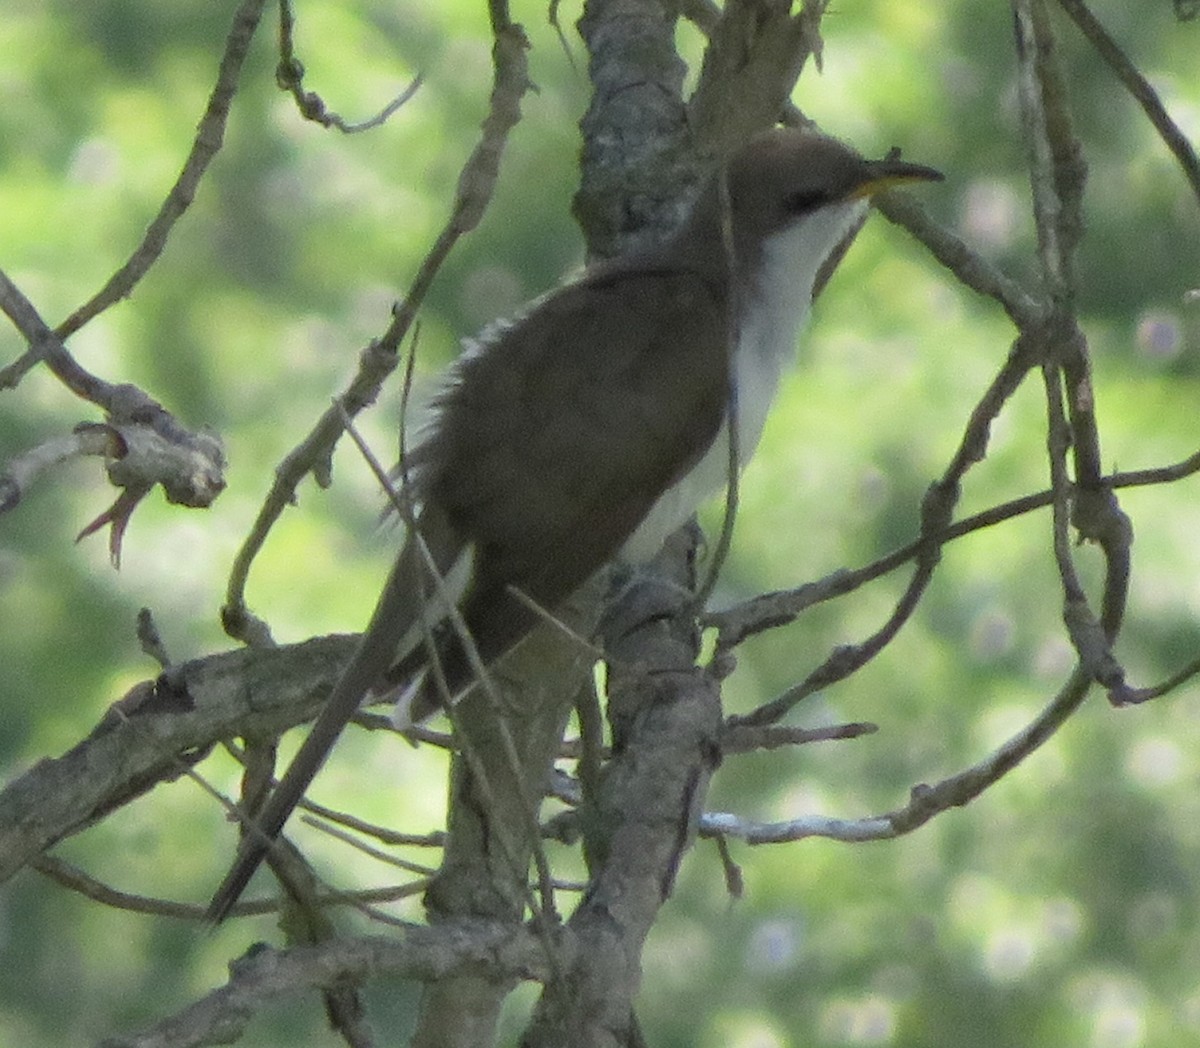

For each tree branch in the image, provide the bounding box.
[1055,0,1200,207]
[0,637,352,885]
[222,10,533,646]
[706,662,1092,845]
[275,0,422,133]
[55,0,270,341]
[0,272,226,561]
[97,924,554,1048]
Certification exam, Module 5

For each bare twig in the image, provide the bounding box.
[1056,0,1200,207]
[692,165,741,612]
[98,925,553,1048]
[0,427,115,513]
[507,586,606,663]
[340,411,564,937]
[1014,3,1071,297]
[1116,653,1200,705]
[136,609,173,670]
[300,792,449,849]
[222,16,532,645]
[33,854,210,920]
[705,663,1092,845]
[875,191,1044,328]
[713,835,744,898]
[546,0,580,73]
[708,446,1200,650]
[1042,360,1118,687]
[275,0,422,133]
[0,270,139,408]
[719,720,878,755]
[300,815,438,877]
[55,0,271,340]
[0,272,226,561]
[1014,0,1132,695]
[31,853,421,921]
[728,331,1040,728]
[220,735,450,849]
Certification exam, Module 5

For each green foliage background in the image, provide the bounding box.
[1,1,1198,1045]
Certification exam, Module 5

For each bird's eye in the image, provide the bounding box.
[786,189,828,212]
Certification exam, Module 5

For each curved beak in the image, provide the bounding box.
[850,157,944,199]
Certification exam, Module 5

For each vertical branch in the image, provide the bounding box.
[574,0,691,259]
[687,0,827,146]
[406,9,583,1046]
[1012,0,1081,304]
[1012,0,1132,685]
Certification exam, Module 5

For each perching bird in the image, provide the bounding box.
[206,126,942,920]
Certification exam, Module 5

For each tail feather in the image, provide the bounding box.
[382,576,546,729]
[206,509,464,922]
[388,670,428,731]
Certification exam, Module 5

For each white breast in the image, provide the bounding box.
[621,199,867,563]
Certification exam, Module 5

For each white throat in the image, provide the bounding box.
[621,199,868,562]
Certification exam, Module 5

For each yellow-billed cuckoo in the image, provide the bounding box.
[207,127,941,920]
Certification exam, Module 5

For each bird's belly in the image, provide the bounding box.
[619,308,800,564]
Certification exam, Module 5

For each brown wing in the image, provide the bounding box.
[424,263,730,606]
[402,264,729,697]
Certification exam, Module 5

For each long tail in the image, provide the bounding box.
[205,509,463,922]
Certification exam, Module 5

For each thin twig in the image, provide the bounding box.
[32,853,422,920]
[719,720,877,755]
[547,0,580,74]
[222,17,532,645]
[1056,0,1200,207]
[136,608,172,669]
[874,192,1044,328]
[0,270,136,408]
[507,587,606,662]
[692,164,741,612]
[1014,0,1130,694]
[0,272,226,559]
[276,0,422,133]
[222,735,451,847]
[1116,653,1200,705]
[705,663,1092,844]
[0,427,114,512]
[1014,0,1071,299]
[301,816,438,877]
[709,446,1200,650]
[727,332,1041,728]
[1041,360,1090,610]
[55,0,270,340]
[340,410,564,948]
